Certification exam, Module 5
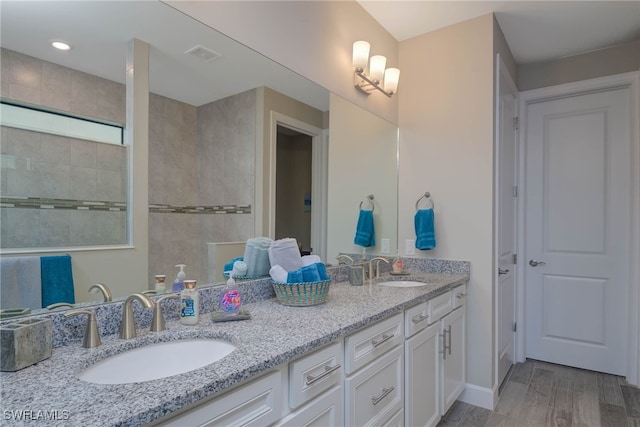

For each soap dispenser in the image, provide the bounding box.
[220,273,241,316]
[172,264,186,292]
[180,279,199,325]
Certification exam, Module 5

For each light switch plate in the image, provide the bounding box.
[381,238,390,253]
[405,239,415,255]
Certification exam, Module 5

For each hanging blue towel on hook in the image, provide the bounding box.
[354,209,376,247]
[415,209,436,250]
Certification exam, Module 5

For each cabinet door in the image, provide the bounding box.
[345,346,403,427]
[405,322,440,427]
[441,306,466,415]
[276,386,343,427]
[289,341,343,409]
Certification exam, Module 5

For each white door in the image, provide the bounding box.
[495,55,518,387]
[524,86,631,375]
[441,307,465,415]
[405,322,440,427]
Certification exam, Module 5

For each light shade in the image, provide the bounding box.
[352,41,370,71]
[369,55,386,84]
[383,68,400,94]
[51,40,71,51]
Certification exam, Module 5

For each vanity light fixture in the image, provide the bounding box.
[50,40,71,51]
[352,40,400,97]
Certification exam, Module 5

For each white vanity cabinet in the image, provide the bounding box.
[277,340,344,427]
[156,370,282,427]
[344,312,404,426]
[404,283,467,427]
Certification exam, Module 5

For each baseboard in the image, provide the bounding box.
[458,383,498,410]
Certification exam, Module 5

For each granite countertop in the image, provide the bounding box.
[0,272,467,426]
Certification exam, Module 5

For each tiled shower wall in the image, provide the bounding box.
[0,48,127,249]
[148,90,257,284]
[2,49,255,285]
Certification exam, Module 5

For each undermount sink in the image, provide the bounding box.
[79,339,236,384]
[377,280,429,288]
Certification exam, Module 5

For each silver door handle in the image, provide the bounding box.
[371,333,394,348]
[498,268,509,275]
[529,259,546,267]
[305,364,341,386]
[371,386,395,405]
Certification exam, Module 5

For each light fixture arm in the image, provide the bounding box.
[354,67,393,97]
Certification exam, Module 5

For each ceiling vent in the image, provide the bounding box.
[184,45,221,63]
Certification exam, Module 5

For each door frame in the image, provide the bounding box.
[267,111,326,260]
[493,53,519,389]
[515,71,640,386]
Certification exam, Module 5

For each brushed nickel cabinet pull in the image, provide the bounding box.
[371,333,394,347]
[371,386,395,405]
[305,364,341,386]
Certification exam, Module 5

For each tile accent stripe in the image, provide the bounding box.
[0,198,251,214]
[0,197,126,212]
[149,203,251,214]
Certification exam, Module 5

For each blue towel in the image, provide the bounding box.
[315,262,329,281]
[287,270,304,283]
[415,209,436,250]
[300,264,321,282]
[40,255,75,307]
[354,209,375,247]
[224,257,244,274]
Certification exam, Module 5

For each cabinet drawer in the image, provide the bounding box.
[158,370,281,427]
[453,284,467,309]
[276,386,343,427]
[345,346,403,427]
[427,290,453,323]
[345,313,403,375]
[405,302,429,337]
[289,341,343,409]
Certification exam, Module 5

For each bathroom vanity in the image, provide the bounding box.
[0,270,468,426]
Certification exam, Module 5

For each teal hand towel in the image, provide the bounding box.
[40,255,75,307]
[300,264,321,282]
[415,209,436,250]
[354,209,375,247]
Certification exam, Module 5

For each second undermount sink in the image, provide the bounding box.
[79,339,236,385]
[377,280,429,288]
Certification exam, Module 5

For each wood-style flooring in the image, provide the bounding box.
[437,359,640,427]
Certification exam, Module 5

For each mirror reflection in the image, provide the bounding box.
[0,0,398,319]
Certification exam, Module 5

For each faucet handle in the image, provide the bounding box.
[65,309,101,348]
[151,293,179,332]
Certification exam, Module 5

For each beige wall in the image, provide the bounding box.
[518,39,640,91]
[398,13,496,393]
[327,93,398,262]
[166,0,399,125]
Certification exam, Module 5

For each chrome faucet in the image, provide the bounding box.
[88,283,113,302]
[64,309,101,348]
[369,257,390,280]
[151,293,179,332]
[120,293,155,339]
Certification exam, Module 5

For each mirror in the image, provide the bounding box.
[0,0,398,319]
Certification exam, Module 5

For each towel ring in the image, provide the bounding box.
[359,194,375,212]
[415,192,434,210]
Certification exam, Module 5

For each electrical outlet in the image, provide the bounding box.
[381,238,390,253]
[405,239,415,255]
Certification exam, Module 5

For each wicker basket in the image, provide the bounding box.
[272,280,331,307]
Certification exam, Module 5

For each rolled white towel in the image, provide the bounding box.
[301,254,322,266]
[268,238,304,272]
[244,237,273,277]
[232,260,248,277]
[269,265,288,283]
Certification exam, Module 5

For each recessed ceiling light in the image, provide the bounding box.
[51,40,71,51]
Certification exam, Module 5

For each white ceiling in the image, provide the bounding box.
[0,1,329,110]
[358,1,640,64]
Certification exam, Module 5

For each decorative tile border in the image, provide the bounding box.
[0,197,126,212]
[149,203,251,214]
[0,198,251,214]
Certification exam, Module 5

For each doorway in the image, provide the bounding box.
[518,73,639,380]
[275,125,313,254]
